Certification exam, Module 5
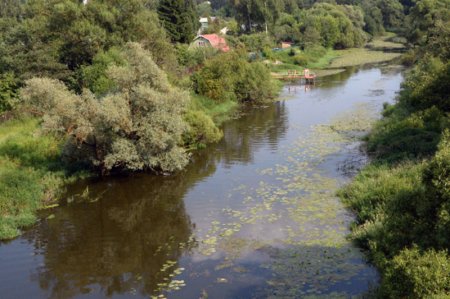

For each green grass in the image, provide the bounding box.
[329,48,401,68]
[306,48,338,69]
[189,93,238,125]
[269,63,303,74]
[366,34,407,50]
[0,118,79,240]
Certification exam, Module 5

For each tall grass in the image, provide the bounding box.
[0,118,70,239]
[189,94,238,125]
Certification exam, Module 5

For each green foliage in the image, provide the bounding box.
[0,72,19,112]
[183,110,223,148]
[79,48,126,96]
[400,57,450,112]
[0,0,177,91]
[382,247,450,298]
[339,14,450,295]
[192,51,278,103]
[0,118,67,240]
[406,0,450,59]
[176,44,218,68]
[424,130,450,249]
[189,93,238,124]
[304,3,367,48]
[234,33,275,52]
[21,43,190,174]
[157,0,198,43]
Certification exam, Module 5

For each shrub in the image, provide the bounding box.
[183,110,222,148]
[0,72,19,113]
[192,51,278,104]
[424,130,450,248]
[292,54,309,66]
[382,247,450,298]
[21,43,190,174]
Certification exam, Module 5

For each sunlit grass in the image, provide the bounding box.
[0,118,69,240]
[329,48,401,68]
[367,34,406,50]
[189,93,238,125]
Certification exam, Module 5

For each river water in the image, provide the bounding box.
[0,64,404,299]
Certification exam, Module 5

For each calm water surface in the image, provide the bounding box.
[0,65,404,299]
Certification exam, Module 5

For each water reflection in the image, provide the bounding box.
[218,101,288,165]
[0,95,290,299]
[27,174,195,298]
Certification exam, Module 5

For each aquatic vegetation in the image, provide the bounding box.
[185,103,379,297]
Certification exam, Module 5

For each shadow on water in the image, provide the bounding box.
[214,101,289,166]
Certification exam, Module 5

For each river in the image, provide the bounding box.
[0,64,404,299]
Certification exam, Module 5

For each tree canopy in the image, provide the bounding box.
[21,43,190,174]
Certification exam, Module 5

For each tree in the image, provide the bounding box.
[21,43,190,174]
[157,0,198,43]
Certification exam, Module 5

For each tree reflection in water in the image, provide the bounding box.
[23,100,290,298]
[30,173,197,298]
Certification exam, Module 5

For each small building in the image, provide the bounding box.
[191,34,230,52]
[280,41,293,49]
[199,17,209,31]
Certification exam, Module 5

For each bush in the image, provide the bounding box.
[424,130,450,248]
[0,72,19,113]
[367,107,444,162]
[292,54,309,66]
[21,43,190,174]
[192,51,278,104]
[382,247,450,298]
[183,110,222,148]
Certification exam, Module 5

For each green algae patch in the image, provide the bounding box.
[330,103,378,134]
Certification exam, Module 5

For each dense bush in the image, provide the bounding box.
[183,110,223,148]
[0,72,19,112]
[382,247,450,298]
[192,51,278,103]
[21,43,190,174]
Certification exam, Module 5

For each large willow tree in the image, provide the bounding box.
[21,43,190,174]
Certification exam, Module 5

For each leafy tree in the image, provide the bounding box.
[406,0,450,59]
[0,0,177,90]
[21,43,190,174]
[300,3,367,48]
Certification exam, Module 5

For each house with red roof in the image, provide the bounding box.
[191,34,230,52]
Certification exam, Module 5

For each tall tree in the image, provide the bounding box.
[157,0,198,43]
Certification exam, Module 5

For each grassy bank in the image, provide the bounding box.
[338,57,450,297]
[269,34,405,78]
[189,94,238,125]
[0,118,75,239]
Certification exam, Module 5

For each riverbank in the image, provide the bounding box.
[338,57,450,297]
[270,34,405,79]
[0,118,83,239]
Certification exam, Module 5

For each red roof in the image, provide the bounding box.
[198,34,230,52]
